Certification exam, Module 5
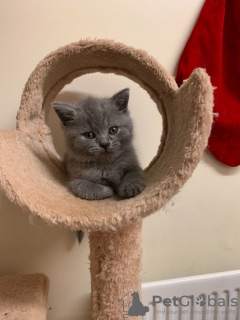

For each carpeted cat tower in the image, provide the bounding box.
[0,39,213,319]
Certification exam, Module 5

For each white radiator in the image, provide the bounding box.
[142,270,240,320]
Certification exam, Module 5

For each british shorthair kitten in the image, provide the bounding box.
[52,89,146,201]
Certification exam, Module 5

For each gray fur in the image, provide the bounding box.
[52,88,146,200]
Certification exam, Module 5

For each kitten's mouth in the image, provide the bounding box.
[88,146,119,156]
[98,148,117,156]
[100,149,110,154]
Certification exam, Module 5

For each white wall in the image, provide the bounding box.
[1,1,240,319]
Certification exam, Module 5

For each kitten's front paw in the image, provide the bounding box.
[68,180,114,200]
[118,179,146,198]
[93,185,114,200]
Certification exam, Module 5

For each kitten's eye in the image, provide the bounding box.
[83,132,95,139]
[109,126,118,135]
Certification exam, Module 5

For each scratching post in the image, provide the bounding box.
[0,40,214,318]
[89,222,142,320]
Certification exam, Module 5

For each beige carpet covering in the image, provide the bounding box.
[0,274,49,320]
[0,39,213,233]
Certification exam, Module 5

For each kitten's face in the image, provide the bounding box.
[52,89,133,161]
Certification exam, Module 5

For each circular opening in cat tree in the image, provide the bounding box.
[0,39,213,232]
[48,73,163,169]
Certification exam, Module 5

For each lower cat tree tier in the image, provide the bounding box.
[0,40,214,319]
[0,274,49,320]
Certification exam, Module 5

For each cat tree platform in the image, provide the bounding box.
[0,40,213,319]
[0,274,49,320]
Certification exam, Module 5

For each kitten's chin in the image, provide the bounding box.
[68,147,122,163]
[95,149,122,162]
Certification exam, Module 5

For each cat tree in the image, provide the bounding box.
[0,39,213,319]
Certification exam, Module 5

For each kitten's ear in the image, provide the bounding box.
[52,102,76,126]
[111,88,129,112]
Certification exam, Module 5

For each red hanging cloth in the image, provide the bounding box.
[176,0,240,167]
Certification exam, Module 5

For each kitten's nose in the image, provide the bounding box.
[100,142,110,150]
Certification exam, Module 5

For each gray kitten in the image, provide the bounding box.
[52,89,146,201]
